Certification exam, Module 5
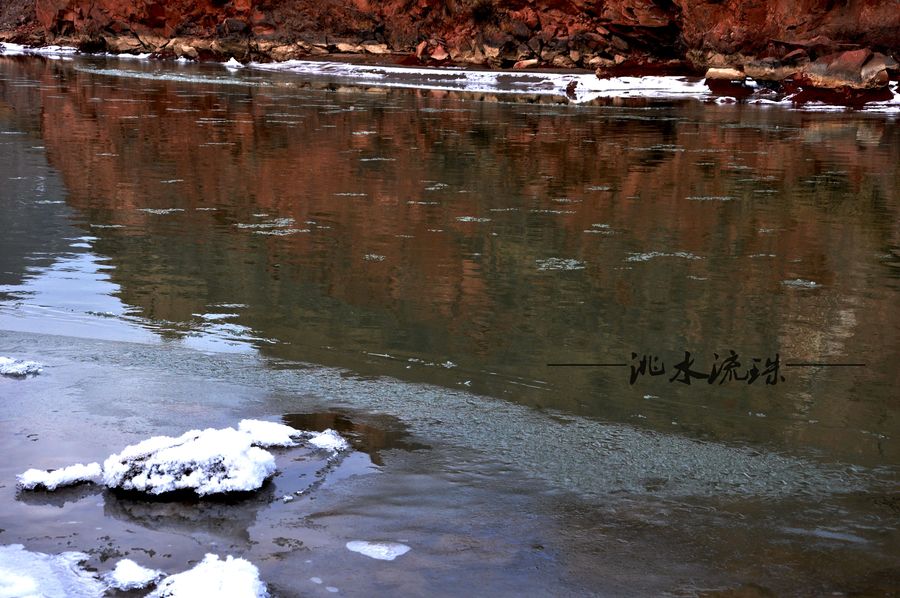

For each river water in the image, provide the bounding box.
[0,54,898,596]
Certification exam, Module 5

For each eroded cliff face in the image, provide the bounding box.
[2,0,897,71]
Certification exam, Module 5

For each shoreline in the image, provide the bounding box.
[2,37,898,111]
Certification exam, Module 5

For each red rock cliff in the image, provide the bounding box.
[2,1,899,70]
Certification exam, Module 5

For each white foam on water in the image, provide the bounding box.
[104,559,164,592]
[626,251,701,262]
[536,258,585,271]
[782,278,819,289]
[345,541,411,561]
[0,356,43,376]
[148,554,267,598]
[17,463,103,491]
[0,544,104,598]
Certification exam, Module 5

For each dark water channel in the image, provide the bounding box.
[0,54,898,596]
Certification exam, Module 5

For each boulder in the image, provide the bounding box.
[801,49,891,89]
[704,67,746,81]
[743,57,800,82]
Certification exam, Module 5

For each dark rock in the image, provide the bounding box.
[222,18,248,36]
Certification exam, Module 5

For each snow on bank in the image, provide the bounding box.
[17,420,349,496]
[149,554,267,598]
[17,462,102,491]
[345,541,411,561]
[0,544,104,598]
[0,356,43,377]
[104,558,164,591]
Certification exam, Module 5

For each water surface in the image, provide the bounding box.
[1,54,898,596]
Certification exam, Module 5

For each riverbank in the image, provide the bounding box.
[1,0,898,107]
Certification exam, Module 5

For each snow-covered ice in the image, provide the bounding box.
[104,559,164,591]
[17,421,349,496]
[17,462,102,491]
[345,541,411,561]
[237,419,302,447]
[102,427,278,496]
[0,356,43,377]
[148,554,267,598]
[224,57,244,69]
[307,429,350,452]
[0,544,104,598]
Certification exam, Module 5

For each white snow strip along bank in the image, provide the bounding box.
[17,463,102,491]
[0,544,104,598]
[0,356,43,376]
[104,559,164,592]
[345,541,411,561]
[17,420,349,495]
[148,554,268,598]
[0,42,77,57]
[249,59,710,104]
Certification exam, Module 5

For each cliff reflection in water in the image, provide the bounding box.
[3,56,898,467]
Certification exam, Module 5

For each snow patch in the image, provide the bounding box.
[148,554,267,598]
[104,559,164,592]
[0,356,43,377]
[17,463,103,491]
[0,544,104,598]
[345,541,411,561]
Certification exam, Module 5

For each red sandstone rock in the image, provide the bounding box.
[0,0,895,78]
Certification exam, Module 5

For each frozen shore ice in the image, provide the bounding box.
[0,544,104,598]
[345,541,411,561]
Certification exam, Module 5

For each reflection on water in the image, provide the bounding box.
[2,54,896,464]
[1,54,898,594]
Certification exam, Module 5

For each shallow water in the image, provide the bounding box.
[0,54,898,596]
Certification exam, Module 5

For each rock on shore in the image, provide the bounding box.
[0,1,896,74]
